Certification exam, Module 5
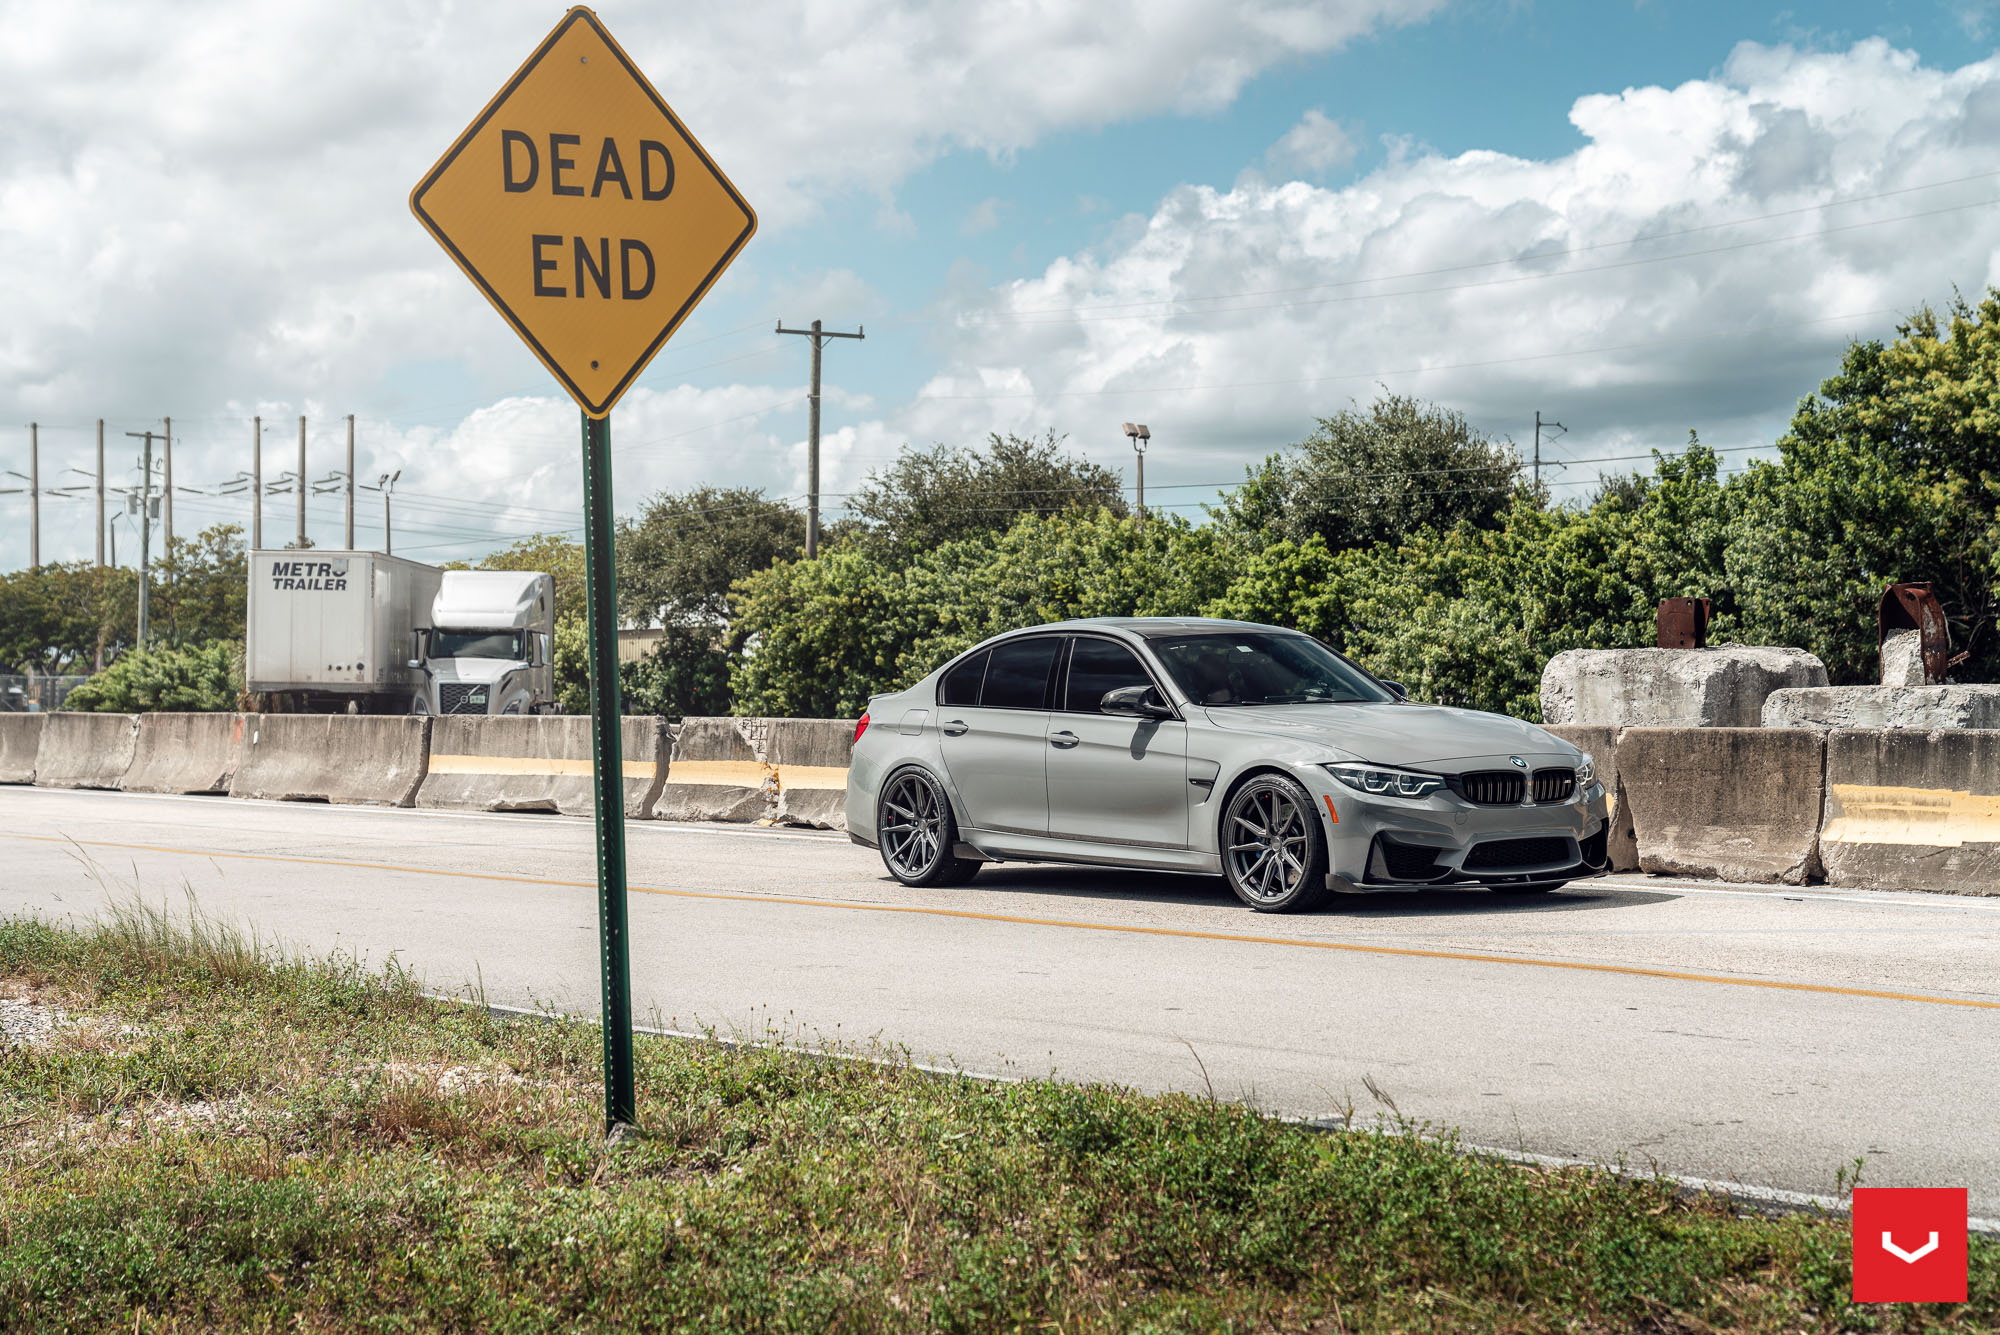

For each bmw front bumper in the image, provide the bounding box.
[1307,769,1612,892]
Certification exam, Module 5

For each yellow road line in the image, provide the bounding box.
[7,831,1997,1013]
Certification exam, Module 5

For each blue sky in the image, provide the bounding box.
[5,0,1999,563]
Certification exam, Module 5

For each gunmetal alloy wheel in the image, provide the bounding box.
[1221,774,1329,912]
[877,768,981,888]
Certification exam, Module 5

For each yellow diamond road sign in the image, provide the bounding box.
[411,7,756,418]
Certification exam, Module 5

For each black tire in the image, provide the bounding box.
[877,768,982,888]
[1220,773,1330,912]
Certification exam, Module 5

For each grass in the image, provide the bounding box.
[0,899,1993,1333]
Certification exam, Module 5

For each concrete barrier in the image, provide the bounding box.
[1541,724,1636,871]
[1541,646,1827,727]
[417,715,668,817]
[766,718,857,829]
[230,715,431,806]
[1817,728,2000,895]
[1615,727,1825,884]
[651,716,855,829]
[1762,685,2000,730]
[0,715,44,783]
[121,713,247,795]
[32,712,140,790]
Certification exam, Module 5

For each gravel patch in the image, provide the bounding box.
[0,997,64,1050]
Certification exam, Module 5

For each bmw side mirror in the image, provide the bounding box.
[1380,679,1409,700]
[1101,684,1173,719]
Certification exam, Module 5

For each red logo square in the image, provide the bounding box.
[1851,1188,1968,1303]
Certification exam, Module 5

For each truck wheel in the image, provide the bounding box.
[411,696,430,716]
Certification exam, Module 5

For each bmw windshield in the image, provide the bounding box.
[1151,632,1394,707]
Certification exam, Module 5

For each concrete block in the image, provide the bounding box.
[651,717,777,824]
[230,715,430,806]
[1761,685,2000,731]
[417,715,668,818]
[1616,727,1825,884]
[32,712,141,790]
[650,716,857,829]
[767,718,857,830]
[1880,629,1926,686]
[1817,728,2000,895]
[122,713,247,795]
[1540,724,1636,871]
[0,715,44,784]
[1540,646,1828,728]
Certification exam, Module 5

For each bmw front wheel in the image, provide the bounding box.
[1221,774,1329,913]
[877,768,981,888]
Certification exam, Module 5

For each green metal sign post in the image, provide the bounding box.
[409,7,757,1142]
[580,410,636,1135]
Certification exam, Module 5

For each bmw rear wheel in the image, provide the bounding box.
[877,768,981,888]
[1222,774,1330,912]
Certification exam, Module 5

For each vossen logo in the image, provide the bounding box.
[270,560,350,592]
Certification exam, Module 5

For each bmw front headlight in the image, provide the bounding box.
[1324,762,1445,800]
[1576,753,1596,788]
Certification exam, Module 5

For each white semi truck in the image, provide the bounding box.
[246,551,556,715]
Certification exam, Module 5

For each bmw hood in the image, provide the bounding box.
[1198,702,1573,767]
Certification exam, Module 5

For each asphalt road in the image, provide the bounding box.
[5,784,1998,1216]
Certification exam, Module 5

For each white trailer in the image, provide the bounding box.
[246,551,442,712]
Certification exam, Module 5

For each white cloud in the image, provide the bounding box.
[0,0,1436,565]
[899,40,2000,502]
[1265,108,1358,176]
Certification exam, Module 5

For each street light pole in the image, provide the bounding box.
[1122,423,1150,532]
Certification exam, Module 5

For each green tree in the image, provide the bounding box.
[616,487,802,631]
[63,639,242,712]
[552,615,734,720]
[152,523,247,647]
[729,509,1235,717]
[845,431,1126,555]
[0,563,136,674]
[1212,392,1521,551]
[1727,293,2000,682]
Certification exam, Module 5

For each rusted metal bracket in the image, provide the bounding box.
[1656,597,1711,649]
[1878,582,1951,684]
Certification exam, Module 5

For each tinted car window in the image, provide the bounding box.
[1152,633,1393,706]
[981,637,1060,710]
[1064,637,1154,713]
[939,650,989,706]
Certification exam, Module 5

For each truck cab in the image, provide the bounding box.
[413,570,556,716]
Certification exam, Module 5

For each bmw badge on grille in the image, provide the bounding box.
[1509,756,1527,767]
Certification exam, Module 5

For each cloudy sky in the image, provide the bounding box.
[4,0,1999,568]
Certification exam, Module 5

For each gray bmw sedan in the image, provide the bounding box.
[845,617,1611,912]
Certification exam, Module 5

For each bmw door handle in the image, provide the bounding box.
[1050,730,1080,749]
[941,719,969,736]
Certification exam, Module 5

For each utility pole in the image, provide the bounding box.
[95,420,105,567]
[296,415,307,548]
[27,422,38,568]
[162,416,174,555]
[126,428,161,648]
[345,414,356,549]
[776,318,864,557]
[1533,411,1565,492]
[252,416,263,549]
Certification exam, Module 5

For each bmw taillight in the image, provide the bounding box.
[853,712,870,743]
